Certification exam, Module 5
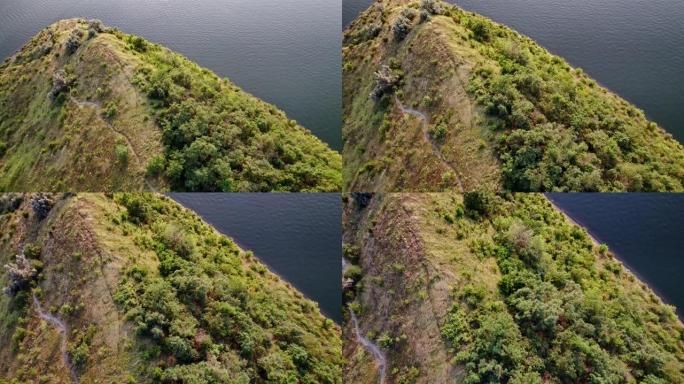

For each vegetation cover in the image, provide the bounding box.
[0,193,342,383]
[343,0,684,192]
[343,192,684,384]
[0,19,341,192]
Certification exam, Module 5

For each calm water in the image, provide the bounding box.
[0,0,341,150]
[343,0,684,143]
[170,193,342,323]
[548,194,684,318]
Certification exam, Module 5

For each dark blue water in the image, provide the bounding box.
[343,0,684,143]
[0,0,341,150]
[169,193,342,323]
[547,194,684,318]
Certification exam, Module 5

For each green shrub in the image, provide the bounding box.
[146,155,165,176]
[104,102,117,119]
[469,19,491,42]
[130,36,147,52]
[463,191,495,218]
[115,145,129,165]
[343,265,363,281]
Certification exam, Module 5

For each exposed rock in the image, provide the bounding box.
[48,70,70,102]
[343,277,355,292]
[31,194,54,220]
[3,251,37,296]
[370,65,400,100]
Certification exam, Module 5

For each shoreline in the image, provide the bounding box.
[545,195,683,323]
[169,194,340,324]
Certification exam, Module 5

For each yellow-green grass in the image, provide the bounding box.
[0,19,341,192]
[0,193,342,383]
[342,192,684,383]
[343,0,684,192]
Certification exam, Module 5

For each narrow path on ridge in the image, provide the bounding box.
[349,308,387,384]
[32,293,79,384]
[69,95,158,192]
[395,96,465,192]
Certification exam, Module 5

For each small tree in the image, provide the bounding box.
[463,191,495,218]
[31,194,54,220]
[116,145,129,165]
[65,29,83,55]
[470,20,492,42]
[393,9,417,41]
[146,155,165,176]
[420,0,445,16]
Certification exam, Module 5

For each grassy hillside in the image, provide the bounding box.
[343,193,684,383]
[343,0,684,192]
[0,193,342,383]
[0,19,341,192]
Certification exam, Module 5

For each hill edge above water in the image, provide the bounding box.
[342,0,684,192]
[342,192,684,384]
[0,19,341,192]
[0,193,342,383]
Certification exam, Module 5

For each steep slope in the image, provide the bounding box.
[343,0,684,192]
[342,193,684,383]
[0,19,341,192]
[0,193,342,383]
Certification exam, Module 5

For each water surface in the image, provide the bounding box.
[343,0,684,143]
[0,0,341,149]
[170,193,342,323]
[547,193,684,318]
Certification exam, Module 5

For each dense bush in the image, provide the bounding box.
[446,0,684,191]
[463,190,496,218]
[440,194,684,382]
[121,33,340,192]
[65,29,83,55]
[110,194,342,383]
[393,9,417,41]
[31,194,54,220]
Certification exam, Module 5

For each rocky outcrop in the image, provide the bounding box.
[3,251,37,296]
[47,70,70,102]
[371,65,401,100]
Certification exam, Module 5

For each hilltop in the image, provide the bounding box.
[343,0,684,191]
[0,193,342,383]
[0,19,341,192]
[343,192,684,383]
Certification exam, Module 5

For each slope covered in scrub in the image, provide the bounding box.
[343,0,684,192]
[0,193,342,383]
[0,19,341,192]
[342,193,684,383]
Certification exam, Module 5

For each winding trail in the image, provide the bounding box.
[349,308,387,384]
[395,96,465,192]
[32,293,79,384]
[69,95,158,192]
